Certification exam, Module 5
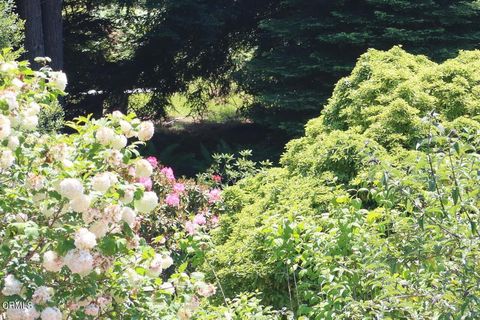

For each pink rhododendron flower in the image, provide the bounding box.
[185,221,197,235]
[212,174,222,183]
[173,183,185,194]
[211,215,219,225]
[208,188,221,204]
[128,166,136,177]
[193,214,206,225]
[137,177,152,191]
[165,193,180,207]
[146,156,158,169]
[160,167,175,181]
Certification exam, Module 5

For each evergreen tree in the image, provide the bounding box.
[238,0,480,135]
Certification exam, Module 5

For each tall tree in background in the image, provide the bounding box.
[238,0,480,135]
[62,0,277,119]
[17,0,63,69]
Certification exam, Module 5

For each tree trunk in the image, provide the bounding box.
[41,0,64,70]
[18,0,45,67]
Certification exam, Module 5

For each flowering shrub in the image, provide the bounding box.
[0,54,216,319]
[206,48,480,318]
[197,150,272,187]
[139,163,223,268]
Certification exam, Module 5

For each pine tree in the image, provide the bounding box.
[238,0,480,135]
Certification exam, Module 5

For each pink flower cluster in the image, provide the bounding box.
[208,189,221,204]
[160,167,175,181]
[185,213,219,235]
[158,166,185,208]
[146,156,158,168]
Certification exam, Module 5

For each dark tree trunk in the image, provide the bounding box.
[18,0,45,67]
[41,0,64,70]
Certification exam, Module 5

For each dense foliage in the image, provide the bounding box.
[0,1,23,49]
[239,0,480,134]
[206,48,480,318]
[62,0,277,119]
[0,54,223,319]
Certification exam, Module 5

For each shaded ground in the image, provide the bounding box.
[142,118,290,177]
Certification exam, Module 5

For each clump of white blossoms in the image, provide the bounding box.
[137,121,155,141]
[42,251,64,272]
[32,286,53,305]
[41,307,62,320]
[0,56,201,319]
[64,249,94,275]
[135,158,153,178]
[74,228,97,250]
[58,178,84,200]
[134,191,159,213]
[1,274,22,296]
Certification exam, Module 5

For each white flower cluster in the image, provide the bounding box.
[0,60,179,318]
[2,274,22,296]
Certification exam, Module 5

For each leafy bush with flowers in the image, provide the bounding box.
[0,53,221,319]
[197,150,272,187]
[138,161,224,265]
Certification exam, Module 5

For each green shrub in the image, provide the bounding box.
[205,48,480,318]
[0,1,23,49]
[318,47,480,148]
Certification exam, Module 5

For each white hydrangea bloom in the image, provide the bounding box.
[89,221,109,239]
[104,204,122,223]
[32,286,53,305]
[121,207,136,227]
[27,102,41,115]
[119,120,135,138]
[111,110,124,119]
[59,178,84,200]
[91,173,111,193]
[0,115,12,139]
[134,191,158,213]
[120,186,135,204]
[74,228,97,250]
[137,121,154,141]
[50,71,68,91]
[111,134,127,150]
[21,115,38,131]
[0,61,17,73]
[43,251,64,272]
[6,306,39,320]
[0,92,18,110]
[40,307,62,320]
[0,149,15,168]
[70,194,91,213]
[64,249,94,275]
[135,159,153,178]
[2,274,23,296]
[7,135,19,150]
[95,127,115,146]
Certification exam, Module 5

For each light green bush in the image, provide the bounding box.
[205,48,480,318]
[0,1,23,49]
